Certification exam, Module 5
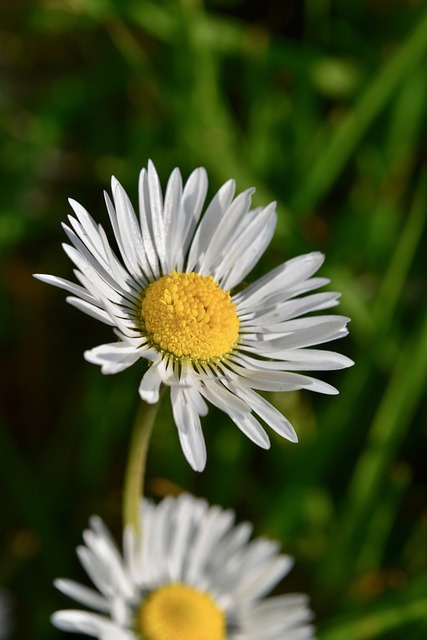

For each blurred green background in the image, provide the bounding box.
[1,0,427,638]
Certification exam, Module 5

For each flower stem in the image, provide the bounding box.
[122,394,162,536]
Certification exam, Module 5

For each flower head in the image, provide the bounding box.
[52,493,316,640]
[35,161,352,470]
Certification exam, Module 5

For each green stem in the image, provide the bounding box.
[122,395,162,535]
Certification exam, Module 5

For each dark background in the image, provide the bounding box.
[1,0,427,638]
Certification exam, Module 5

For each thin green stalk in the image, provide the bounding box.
[123,394,163,535]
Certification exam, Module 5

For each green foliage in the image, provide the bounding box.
[1,0,426,638]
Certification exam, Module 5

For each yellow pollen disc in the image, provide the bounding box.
[140,271,239,361]
[139,583,226,640]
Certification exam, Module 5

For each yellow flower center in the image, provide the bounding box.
[140,271,239,361]
[139,583,226,640]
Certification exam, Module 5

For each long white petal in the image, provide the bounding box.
[177,167,208,271]
[231,385,298,442]
[34,273,96,305]
[66,297,116,326]
[234,252,325,310]
[147,160,167,272]
[111,179,147,278]
[51,610,131,639]
[220,203,277,291]
[138,362,163,403]
[84,342,148,374]
[187,179,235,272]
[239,292,341,325]
[54,579,110,613]
[197,188,255,276]
[137,168,160,278]
[162,167,183,273]
[170,388,207,472]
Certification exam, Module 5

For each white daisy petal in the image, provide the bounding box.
[162,167,183,272]
[232,385,298,442]
[66,297,116,326]
[230,412,271,449]
[220,202,277,291]
[84,342,150,375]
[35,161,352,469]
[51,610,131,639]
[103,190,141,282]
[111,179,147,279]
[33,273,97,305]
[185,506,235,584]
[186,178,236,272]
[97,224,144,293]
[138,362,163,403]
[232,351,354,378]
[234,252,325,310]
[53,495,316,640]
[137,169,160,278]
[233,554,294,602]
[200,377,251,417]
[239,291,341,325]
[165,495,207,582]
[54,579,110,613]
[62,242,133,305]
[177,167,208,270]
[170,388,207,472]
[66,200,116,277]
[147,160,167,272]
[198,188,255,276]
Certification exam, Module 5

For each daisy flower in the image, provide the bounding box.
[35,161,352,471]
[52,493,316,640]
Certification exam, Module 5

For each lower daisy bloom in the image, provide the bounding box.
[35,160,352,471]
[52,493,316,640]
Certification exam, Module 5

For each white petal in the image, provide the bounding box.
[230,412,270,449]
[51,610,131,639]
[33,273,97,306]
[162,167,183,272]
[239,292,341,325]
[170,388,207,472]
[67,198,108,266]
[84,342,148,374]
[242,317,350,350]
[137,169,160,278]
[197,188,255,276]
[185,506,235,584]
[62,242,135,305]
[224,361,310,392]
[111,179,147,278]
[200,377,250,417]
[138,362,163,403]
[232,350,353,373]
[187,179,235,272]
[147,160,167,272]
[167,497,208,582]
[220,202,277,290]
[234,252,325,311]
[178,167,208,267]
[66,297,116,326]
[233,555,293,602]
[54,579,110,613]
[232,385,298,442]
